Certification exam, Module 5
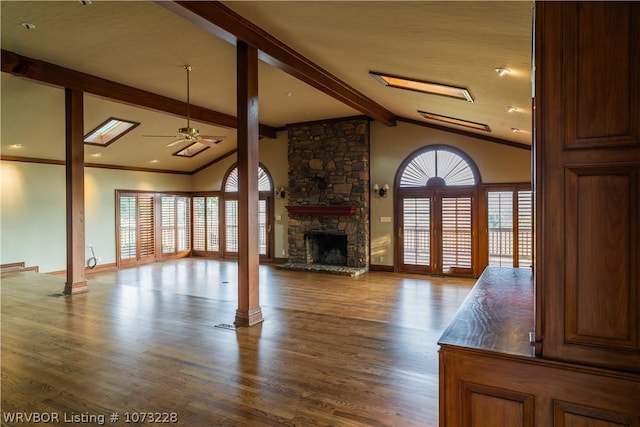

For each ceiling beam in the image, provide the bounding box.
[157,1,398,127]
[1,49,278,139]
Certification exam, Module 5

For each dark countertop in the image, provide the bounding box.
[438,266,535,357]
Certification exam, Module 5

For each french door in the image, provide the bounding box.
[399,189,475,276]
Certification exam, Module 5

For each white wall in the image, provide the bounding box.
[1,161,191,272]
[1,162,66,273]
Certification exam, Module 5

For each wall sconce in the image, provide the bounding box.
[373,184,389,198]
[275,186,287,199]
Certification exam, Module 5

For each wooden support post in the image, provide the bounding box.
[63,88,88,295]
[234,41,263,327]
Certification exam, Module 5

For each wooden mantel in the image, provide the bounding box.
[286,205,357,216]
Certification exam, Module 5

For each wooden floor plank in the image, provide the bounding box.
[1,259,473,426]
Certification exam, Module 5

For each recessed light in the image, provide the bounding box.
[11,143,23,148]
[285,92,293,97]
[511,128,521,133]
[92,152,103,157]
[21,22,36,30]
[495,67,511,76]
[150,159,159,163]
[507,106,518,113]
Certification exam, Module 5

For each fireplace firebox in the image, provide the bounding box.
[305,233,348,266]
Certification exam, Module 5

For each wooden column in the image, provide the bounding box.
[234,41,263,326]
[63,88,88,295]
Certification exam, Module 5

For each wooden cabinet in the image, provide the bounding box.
[535,0,640,373]
[439,2,640,425]
[439,268,640,426]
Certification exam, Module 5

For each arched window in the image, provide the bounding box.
[222,163,273,258]
[396,145,479,277]
[224,165,272,192]
[399,145,479,188]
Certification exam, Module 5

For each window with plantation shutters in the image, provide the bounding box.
[403,198,431,265]
[517,191,533,268]
[207,197,220,252]
[117,192,156,266]
[117,191,193,265]
[441,197,472,271]
[193,196,221,253]
[193,197,206,251]
[486,188,533,268]
[161,195,190,255]
[398,145,478,276]
[161,196,176,254]
[119,195,137,260]
[137,195,155,259]
[225,200,239,253]
[258,199,267,255]
[221,163,273,258]
[176,196,190,251]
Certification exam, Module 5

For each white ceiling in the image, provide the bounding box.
[1,1,534,173]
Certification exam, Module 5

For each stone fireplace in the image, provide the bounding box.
[284,117,370,270]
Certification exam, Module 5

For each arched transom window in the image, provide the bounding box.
[399,146,478,188]
[224,165,272,192]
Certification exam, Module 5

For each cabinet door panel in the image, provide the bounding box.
[536,0,640,372]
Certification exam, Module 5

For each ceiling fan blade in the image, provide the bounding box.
[198,139,222,147]
[200,135,228,142]
[166,138,188,147]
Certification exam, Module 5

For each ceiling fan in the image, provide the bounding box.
[143,65,227,147]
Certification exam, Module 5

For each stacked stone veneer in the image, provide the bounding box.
[287,118,370,268]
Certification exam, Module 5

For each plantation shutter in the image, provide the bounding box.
[161,196,176,254]
[225,200,239,253]
[403,198,431,266]
[176,196,190,251]
[517,190,533,268]
[193,197,206,251]
[206,197,220,252]
[441,196,472,271]
[119,195,136,260]
[137,195,155,259]
[258,199,267,255]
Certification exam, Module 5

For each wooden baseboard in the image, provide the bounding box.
[1,262,39,274]
[47,262,117,276]
[369,264,394,272]
[87,263,117,273]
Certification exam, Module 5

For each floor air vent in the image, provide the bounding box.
[214,323,236,330]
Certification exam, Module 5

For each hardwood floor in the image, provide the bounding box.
[1,259,473,426]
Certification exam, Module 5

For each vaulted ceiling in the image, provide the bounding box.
[1,1,533,173]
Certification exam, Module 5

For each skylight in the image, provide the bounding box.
[418,111,490,132]
[84,117,139,146]
[370,71,474,102]
[173,142,210,158]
